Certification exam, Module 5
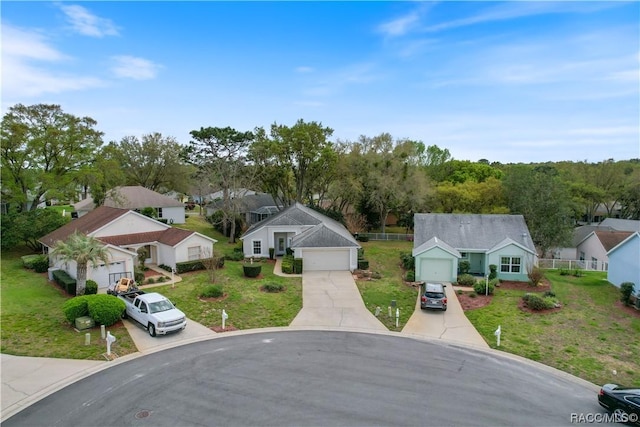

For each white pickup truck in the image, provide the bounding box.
[116,290,187,337]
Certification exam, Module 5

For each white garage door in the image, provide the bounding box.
[90,261,125,290]
[420,258,452,283]
[303,249,350,271]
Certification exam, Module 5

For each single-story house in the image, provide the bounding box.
[552,225,616,260]
[240,203,360,271]
[206,193,284,226]
[74,186,186,224]
[40,206,216,291]
[607,231,640,292]
[412,213,537,283]
[576,230,634,271]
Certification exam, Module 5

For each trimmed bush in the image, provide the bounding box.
[21,254,42,269]
[200,285,224,298]
[620,282,635,306]
[32,255,50,273]
[156,276,166,283]
[227,251,245,262]
[62,296,90,323]
[281,255,294,274]
[52,269,77,295]
[473,280,495,295]
[399,251,415,271]
[358,259,369,270]
[176,259,208,274]
[87,294,126,326]
[358,248,365,260]
[134,268,145,284]
[489,278,499,288]
[488,264,498,280]
[405,271,415,282]
[262,282,284,293]
[147,277,156,284]
[356,235,369,242]
[159,264,173,272]
[293,258,303,274]
[269,247,275,260]
[457,274,476,287]
[85,280,98,295]
[458,260,470,274]
[243,264,262,278]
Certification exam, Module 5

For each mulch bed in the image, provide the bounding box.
[456,280,553,312]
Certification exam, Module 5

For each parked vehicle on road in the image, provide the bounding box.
[598,384,640,425]
[420,282,447,311]
[112,290,187,337]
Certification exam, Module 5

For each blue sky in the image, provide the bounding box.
[2,1,639,163]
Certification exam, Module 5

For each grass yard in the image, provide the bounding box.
[465,270,640,387]
[143,259,302,330]
[355,240,418,331]
[0,247,137,360]
[181,214,240,258]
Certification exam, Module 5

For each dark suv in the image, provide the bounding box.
[420,282,447,311]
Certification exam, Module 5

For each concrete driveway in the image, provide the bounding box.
[122,317,216,354]
[402,284,490,348]
[290,271,387,331]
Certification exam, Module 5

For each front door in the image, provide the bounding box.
[277,237,286,255]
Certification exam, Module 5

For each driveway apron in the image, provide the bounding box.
[402,284,490,348]
[290,271,387,331]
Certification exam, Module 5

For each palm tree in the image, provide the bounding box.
[51,231,111,295]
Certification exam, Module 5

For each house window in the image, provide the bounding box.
[188,246,201,261]
[252,240,262,255]
[591,257,597,270]
[579,252,585,261]
[500,256,521,273]
[460,252,468,259]
[157,207,163,218]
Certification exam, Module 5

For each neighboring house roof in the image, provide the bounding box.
[571,225,616,247]
[600,218,640,232]
[413,213,536,254]
[592,230,635,252]
[242,202,359,248]
[40,205,214,249]
[207,188,257,201]
[607,231,640,255]
[207,193,282,213]
[74,186,184,212]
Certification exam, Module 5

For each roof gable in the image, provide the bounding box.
[39,206,129,247]
[412,236,461,258]
[75,186,183,212]
[413,213,536,253]
[291,224,359,248]
[595,230,636,253]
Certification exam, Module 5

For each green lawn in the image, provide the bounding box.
[465,270,640,387]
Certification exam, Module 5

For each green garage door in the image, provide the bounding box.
[420,258,452,283]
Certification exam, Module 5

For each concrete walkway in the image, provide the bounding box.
[290,271,387,331]
[402,285,489,348]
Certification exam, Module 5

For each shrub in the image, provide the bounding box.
[21,254,42,269]
[572,268,583,277]
[62,296,90,323]
[358,259,369,270]
[32,255,50,273]
[620,282,636,306]
[156,276,166,283]
[358,248,365,260]
[227,251,245,262]
[522,293,557,310]
[215,256,225,269]
[159,264,173,272]
[243,264,262,278]
[405,271,415,282]
[233,246,244,253]
[262,282,284,293]
[469,292,477,298]
[134,268,145,284]
[87,294,126,326]
[286,248,294,256]
[85,280,98,295]
[52,269,77,295]
[200,285,224,298]
[356,235,369,242]
[543,290,556,298]
[176,259,211,274]
[147,277,156,284]
[528,266,545,286]
[473,280,495,295]
[458,260,470,274]
[457,274,476,287]
[281,255,294,274]
[489,278,499,288]
[399,251,415,271]
[559,268,570,276]
[488,264,498,280]
[293,258,303,274]
[268,247,275,260]
[371,272,382,279]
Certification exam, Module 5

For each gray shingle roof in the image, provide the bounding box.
[600,218,640,232]
[413,213,536,253]
[207,193,282,212]
[291,224,359,248]
[74,186,183,212]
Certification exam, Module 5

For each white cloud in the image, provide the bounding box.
[110,56,162,80]
[1,23,105,98]
[378,10,421,37]
[58,4,120,37]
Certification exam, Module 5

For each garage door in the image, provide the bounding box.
[420,258,452,283]
[90,262,125,290]
[303,249,350,271]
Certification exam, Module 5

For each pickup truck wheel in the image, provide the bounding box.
[148,323,156,337]
[121,310,128,319]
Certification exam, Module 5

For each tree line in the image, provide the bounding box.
[2,103,639,256]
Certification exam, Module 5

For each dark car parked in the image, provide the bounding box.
[598,384,640,425]
[420,282,447,311]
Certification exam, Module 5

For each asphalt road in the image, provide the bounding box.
[3,330,602,427]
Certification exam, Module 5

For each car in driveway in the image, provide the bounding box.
[597,384,640,425]
[420,282,447,311]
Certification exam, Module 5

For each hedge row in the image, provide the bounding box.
[175,257,226,274]
[22,254,50,272]
[62,295,126,326]
[52,269,77,295]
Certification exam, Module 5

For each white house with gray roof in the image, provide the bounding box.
[412,213,537,283]
[240,203,360,271]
